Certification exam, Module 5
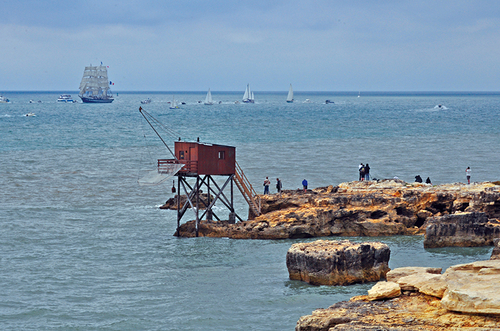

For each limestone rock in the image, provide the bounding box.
[367,281,401,301]
[286,240,390,286]
[296,293,500,331]
[397,273,447,298]
[492,238,500,260]
[160,193,212,210]
[424,212,500,248]
[441,260,500,314]
[296,260,500,330]
[386,266,442,283]
[174,181,500,239]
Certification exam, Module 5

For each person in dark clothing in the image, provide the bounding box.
[302,179,308,192]
[359,163,364,181]
[415,175,423,183]
[364,164,370,181]
[359,164,365,181]
[426,177,432,184]
[276,178,282,195]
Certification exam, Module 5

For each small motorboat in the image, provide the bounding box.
[141,98,151,104]
[325,100,334,104]
[0,95,10,103]
[25,112,35,116]
[57,94,76,103]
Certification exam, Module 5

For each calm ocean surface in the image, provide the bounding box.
[1,91,498,330]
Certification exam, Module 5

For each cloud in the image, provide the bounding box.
[2,1,500,91]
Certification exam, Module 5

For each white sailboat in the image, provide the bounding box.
[169,96,180,109]
[286,84,294,103]
[204,88,213,105]
[242,84,255,103]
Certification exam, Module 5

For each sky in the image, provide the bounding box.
[1,0,500,91]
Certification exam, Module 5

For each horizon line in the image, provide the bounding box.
[2,90,500,94]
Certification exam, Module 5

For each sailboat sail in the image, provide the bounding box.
[170,96,179,109]
[242,84,254,103]
[286,84,294,103]
[204,88,213,105]
[78,64,114,103]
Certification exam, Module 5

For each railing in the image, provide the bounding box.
[234,161,261,217]
[158,159,198,174]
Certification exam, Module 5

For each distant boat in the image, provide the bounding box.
[325,100,334,104]
[169,96,180,109]
[141,98,151,104]
[242,84,255,103]
[78,64,114,103]
[57,94,76,103]
[25,112,35,116]
[204,88,213,105]
[358,91,360,98]
[286,84,294,103]
[0,95,10,103]
[303,99,311,103]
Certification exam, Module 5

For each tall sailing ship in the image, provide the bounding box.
[78,64,114,103]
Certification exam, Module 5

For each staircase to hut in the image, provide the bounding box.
[234,162,261,219]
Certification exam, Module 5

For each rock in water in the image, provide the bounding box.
[286,240,390,286]
[424,212,500,248]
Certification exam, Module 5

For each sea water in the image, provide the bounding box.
[0,91,498,330]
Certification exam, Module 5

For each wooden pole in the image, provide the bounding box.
[176,176,181,236]
[195,176,200,237]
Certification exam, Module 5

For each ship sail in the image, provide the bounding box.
[170,96,179,109]
[78,64,114,103]
[242,84,254,103]
[204,88,213,105]
[286,84,294,103]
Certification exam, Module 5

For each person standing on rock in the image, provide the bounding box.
[263,177,271,194]
[302,179,308,192]
[364,163,370,181]
[359,163,364,181]
[466,167,471,184]
[276,178,282,196]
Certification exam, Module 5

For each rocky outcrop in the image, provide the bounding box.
[160,193,212,210]
[296,293,500,331]
[424,212,500,248]
[286,240,390,286]
[492,238,500,260]
[441,260,500,314]
[174,181,500,239]
[296,260,500,330]
[367,281,401,301]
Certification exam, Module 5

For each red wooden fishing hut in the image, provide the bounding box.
[160,141,236,177]
[139,107,260,237]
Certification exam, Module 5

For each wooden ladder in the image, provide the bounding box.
[234,161,261,217]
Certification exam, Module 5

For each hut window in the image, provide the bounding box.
[218,151,225,159]
[179,151,185,159]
